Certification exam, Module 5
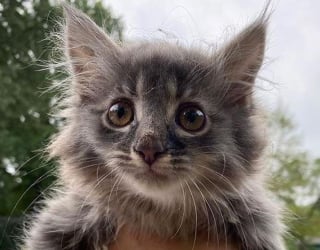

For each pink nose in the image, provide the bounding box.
[135,148,160,165]
[134,136,164,166]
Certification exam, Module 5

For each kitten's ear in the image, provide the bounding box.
[62,4,120,76]
[218,15,268,106]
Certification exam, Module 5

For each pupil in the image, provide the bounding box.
[117,106,125,118]
[186,110,197,123]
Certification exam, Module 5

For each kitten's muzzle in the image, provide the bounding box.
[133,135,165,166]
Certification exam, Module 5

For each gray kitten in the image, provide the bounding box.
[23,4,285,250]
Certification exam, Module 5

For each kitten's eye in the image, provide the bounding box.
[107,100,134,127]
[177,105,206,132]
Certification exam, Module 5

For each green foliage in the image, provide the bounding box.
[268,109,320,249]
[0,0,123,247]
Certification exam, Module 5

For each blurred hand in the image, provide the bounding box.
[108,226,238,250]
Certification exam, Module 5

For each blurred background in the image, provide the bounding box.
[0,0,319,249]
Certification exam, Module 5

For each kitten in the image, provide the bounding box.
[23,3,285,250]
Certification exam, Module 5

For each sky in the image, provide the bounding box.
[103,0,320,156]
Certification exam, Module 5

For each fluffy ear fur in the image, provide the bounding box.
[62,4,120,99]
[218,15,268,106]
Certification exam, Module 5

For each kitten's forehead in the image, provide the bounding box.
[121,43,212,102]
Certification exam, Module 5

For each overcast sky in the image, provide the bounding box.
[103,0,320,156]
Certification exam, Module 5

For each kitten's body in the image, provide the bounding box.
[23,4,285,250]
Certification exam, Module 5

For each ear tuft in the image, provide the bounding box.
[218,4,271,106]
[62,3,120,75]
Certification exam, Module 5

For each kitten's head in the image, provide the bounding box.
[50,5,267,202]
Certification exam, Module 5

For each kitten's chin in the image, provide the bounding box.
[122,169,183,204]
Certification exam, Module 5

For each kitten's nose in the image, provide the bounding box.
[134,136,165,166]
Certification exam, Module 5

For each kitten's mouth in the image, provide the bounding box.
[123,161,177,183]
[137,162,170,176]
[142,165,168,178]
[119,154,189,184]
[130,167,175,188]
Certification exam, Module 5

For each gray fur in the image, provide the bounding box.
[22,3,286,250]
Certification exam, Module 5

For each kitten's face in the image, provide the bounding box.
[84,45,229,192]
[53,6,266,200]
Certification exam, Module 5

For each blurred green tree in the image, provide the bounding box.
[0,0,123,248]
[268,109,320,249]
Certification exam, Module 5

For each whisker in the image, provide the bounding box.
[16,151,44,171]
[72,166,119,237]
[193,174,228,249]
[107,172,123,209]
[170,182,186,239]
[184,180,197,250]
[0,168,55,245]
[188,177,211,245]
[195,165,255,248]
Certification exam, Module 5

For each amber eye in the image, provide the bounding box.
[177,105,206,132]
[107,100,134,127]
